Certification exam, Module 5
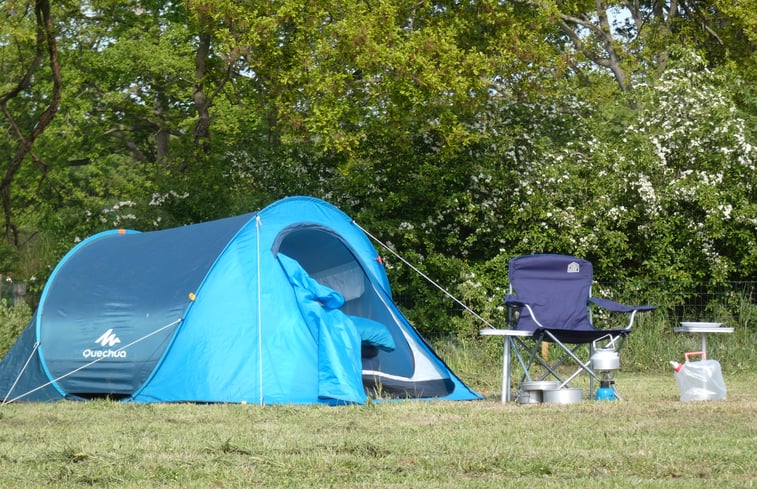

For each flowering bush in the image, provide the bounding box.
[367,51,755,336]
[477,51,755,288]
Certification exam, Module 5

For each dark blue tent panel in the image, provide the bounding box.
[0,315,63,402]
[0,196,481,404]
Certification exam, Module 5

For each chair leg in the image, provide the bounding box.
[511,338,533,383]
[513,336,566,383]
[543,330,603,382]
[513,336,580,385]
[512,333,623,399]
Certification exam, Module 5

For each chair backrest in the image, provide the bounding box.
[509,254,594,332]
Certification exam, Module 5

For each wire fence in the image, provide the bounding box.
[3,275,755,330]
[594,281,756,327]
[394,278,757,333]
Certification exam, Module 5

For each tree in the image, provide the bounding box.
[0,0,753,335]
[467,49,755,286]
[184,0,558,154]
[542,0,757,94]
[0,0,61,246]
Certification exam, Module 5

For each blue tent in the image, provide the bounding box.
[0,196,480,404]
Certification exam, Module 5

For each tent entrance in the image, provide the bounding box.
[273,224,461,399]
[273,224,378,315]
[273,225,415,378]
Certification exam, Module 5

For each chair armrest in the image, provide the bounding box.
[504,294,526,308]
[589,297,655,330]
[589,297,655,313]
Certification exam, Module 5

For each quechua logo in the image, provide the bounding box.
[82,328,127,359]
[96,329,121,347]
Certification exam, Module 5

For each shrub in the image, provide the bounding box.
[0,300,32,359]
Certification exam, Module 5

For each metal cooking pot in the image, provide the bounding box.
[520,381,561,391]
[516,389,541,404]
[542,388,583,404]
[517,381,561,404]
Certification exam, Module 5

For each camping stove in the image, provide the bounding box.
[591,337,621,400]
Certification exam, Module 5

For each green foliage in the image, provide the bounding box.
[623,52,756,284]
[187,0,556,154]
[0,242,20,275]
[0,300,32,359]
[0,1,754,340]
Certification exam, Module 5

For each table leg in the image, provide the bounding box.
[700,333,707,360]
[501,336,511,403]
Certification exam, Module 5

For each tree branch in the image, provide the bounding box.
[558,1,630,92]
[0,0,61,245]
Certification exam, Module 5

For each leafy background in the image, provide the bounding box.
[0,0,754,339]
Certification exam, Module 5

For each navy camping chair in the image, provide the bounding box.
[504,254,654,400]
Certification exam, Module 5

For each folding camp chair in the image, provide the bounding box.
[504,254,654,400]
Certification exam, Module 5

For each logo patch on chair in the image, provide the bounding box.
[567,262,580,273]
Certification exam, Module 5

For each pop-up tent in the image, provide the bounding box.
[0,196,480,404]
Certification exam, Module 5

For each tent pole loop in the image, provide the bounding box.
[256,214,263,405]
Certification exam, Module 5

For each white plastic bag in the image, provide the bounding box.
[671,351,727,401]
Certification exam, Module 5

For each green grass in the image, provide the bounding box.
[1,372,755,488]
[1,301,755,488]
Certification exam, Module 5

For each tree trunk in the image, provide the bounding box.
[193,28,212,153]
[0,0,61,245]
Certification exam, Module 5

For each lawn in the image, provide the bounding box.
[1,372,755,488]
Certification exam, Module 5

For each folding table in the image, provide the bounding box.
[479,328,534,402]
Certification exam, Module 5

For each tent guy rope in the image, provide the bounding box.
[2,341,40,404]
[353,221,496,329]
[1,317,183,404]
